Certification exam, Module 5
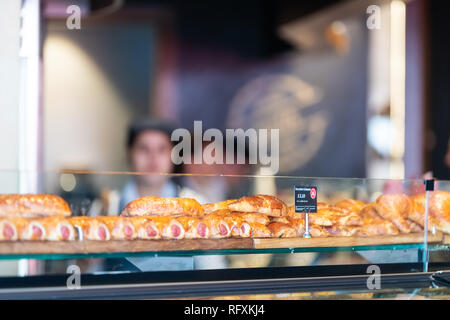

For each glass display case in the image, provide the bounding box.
[0,170,449,299]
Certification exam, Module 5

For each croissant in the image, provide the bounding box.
[68,216,110,241]
[267,222,298,238]
[287,218,328,237]
[0,194,71,218]
[227,195,288,217]
[334,199,366,213]
[409,191,450,234]
[249,223,272,238]
[374,194,412,233]
[120,196,204,217]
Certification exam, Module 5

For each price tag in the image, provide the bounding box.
[294,186,317,213]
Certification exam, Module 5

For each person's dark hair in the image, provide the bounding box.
[126,118,184,177]
[126,118,178,150]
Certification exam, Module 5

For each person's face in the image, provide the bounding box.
[129,130,174,186]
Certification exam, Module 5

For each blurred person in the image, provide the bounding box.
[108,119,226,272]
[119,119,207,211]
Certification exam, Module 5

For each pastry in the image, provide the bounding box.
[375,194,412,233]
[120,196,204,217]
[39,217,76,241]
[227,195,288,217]
[267,222,298,238]
[98,216,137,240]
[69,216,110,240]
[0,194,71,218]
[409,191,450,234]
[176,216,209,239]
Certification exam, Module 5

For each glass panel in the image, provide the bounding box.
[0,170,448,278]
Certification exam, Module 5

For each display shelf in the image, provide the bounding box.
[0,232,444,260]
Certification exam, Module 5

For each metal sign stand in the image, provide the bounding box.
[423,179,434,273]
[303,208,312,239]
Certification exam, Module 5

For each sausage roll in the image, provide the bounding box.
[13,217,46,240]
[176,216,209,239]
[0,194,71,218]
[68,216,111,241]
[227,195,288,217]
[38,217,76,241]
[128,216,161,240]
[98,216,137,240]
[120,196,204,217]
[0,218,19,240]
[146,216,185,239]
[202,214,231,238]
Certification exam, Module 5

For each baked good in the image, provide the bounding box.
[248,222,272,237]
[409,191,450,234]
[14,217,46,240]
[176,216,209,239]
[38,217,76,241]
[120,196,204,217]
[69,216,110,240]
[287,218,328,237]
[334,199,366,213]
[0,218,19,240]
[202,214,231,238]
[0,194,71,218]
[267,222,298,238]
[227,195,288,217]
[288,206,334,226]
[202,200,235,214]
[98,216,137,240]
[375,194,412,233]
[145,216,185,239]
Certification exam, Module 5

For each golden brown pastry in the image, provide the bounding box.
[356,218,400,236]
[248,222,272,237]
[98,216,137,240]
[68,216,111,241]
[120,196,204,217]
[125,216,160,240]
[38,217,76,241]
[287,218,328,237]
[0,194,71,218]
[13,217,46,240]
[334,199,366,213]
[409,191,450,234]
[232,212,271,225]
[267,222,298,238]
[375,194,412,233]
[202,200,235,214]
[227,195,288,217]
[201,214,231,238]
[176,216,209,239]
[322,225,359,237]
[287,206,334,226]
[146,216,185,239]
[0,218,19,240]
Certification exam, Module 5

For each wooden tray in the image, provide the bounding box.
[443,234,450,245]
[253,232,443,249]
[0,232,443,255]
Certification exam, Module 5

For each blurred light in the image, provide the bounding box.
[390,0,406,178]
[60,173,76,192]
[367,115,394,157]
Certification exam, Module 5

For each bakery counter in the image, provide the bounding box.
[0,263,449,299]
